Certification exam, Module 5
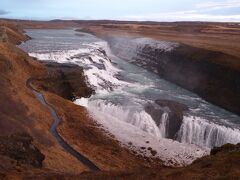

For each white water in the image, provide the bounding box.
[20,29,240,166]
[178,116,240,148]
[159,112,169,138]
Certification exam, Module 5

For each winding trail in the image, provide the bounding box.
[26,78,100,172]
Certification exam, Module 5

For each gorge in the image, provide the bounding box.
[0,20,240,179]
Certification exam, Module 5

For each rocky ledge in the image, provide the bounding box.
[32,61,94,100]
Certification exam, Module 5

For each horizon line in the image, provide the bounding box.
[1,17,240,24]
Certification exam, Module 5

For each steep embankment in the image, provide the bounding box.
[0,28,90,177]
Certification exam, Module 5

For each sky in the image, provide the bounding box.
[0,0,240,22]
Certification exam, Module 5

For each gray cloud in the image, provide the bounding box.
[0,10,9,15]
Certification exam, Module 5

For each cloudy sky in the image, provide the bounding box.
[0,0,240,22]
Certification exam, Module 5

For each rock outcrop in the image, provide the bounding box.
[32,62,94,101]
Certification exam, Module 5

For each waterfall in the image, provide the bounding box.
[159,112,169,138]
[177,116,240,148]
[84,100,162,139]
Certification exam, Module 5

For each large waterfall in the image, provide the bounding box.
[20,29,240,166]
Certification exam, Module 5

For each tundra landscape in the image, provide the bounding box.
[0,0,240,179]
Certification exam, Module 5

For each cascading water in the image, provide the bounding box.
[20,29,240,166]
[178,116,240,148]
[159,112,169,138]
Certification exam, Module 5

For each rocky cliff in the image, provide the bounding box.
[107,37,240,115]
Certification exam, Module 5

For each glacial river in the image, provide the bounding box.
[20,29,240,166]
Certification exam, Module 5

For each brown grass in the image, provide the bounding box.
[87,23,240,69]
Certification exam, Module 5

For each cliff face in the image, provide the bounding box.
[32,62,94,101]
[107,37,240,115]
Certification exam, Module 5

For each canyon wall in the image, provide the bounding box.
[107,37,240,115]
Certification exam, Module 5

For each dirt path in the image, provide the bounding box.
[26,78,100,171]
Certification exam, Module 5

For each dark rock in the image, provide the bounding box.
[0,133,45,168]
[33,62,94,100]
[211,143,240,155]
[145,99,188,139]
[150,149,157,156]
